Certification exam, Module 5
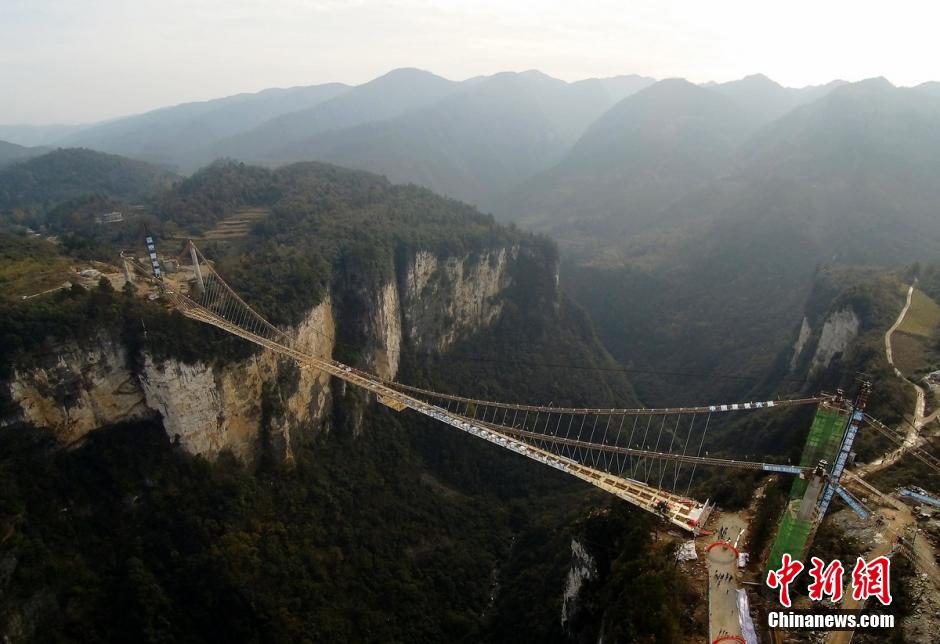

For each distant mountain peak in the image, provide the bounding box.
[365,67,452,88]
[637,77,713,99]
[827,77,898,101]
[657,77,698,87]
[485,69,560,83]
[851,76,895,90]
[737,73,782,88]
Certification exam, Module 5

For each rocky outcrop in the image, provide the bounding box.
[7,338,151,444]
[561,538,598,632]
[790,316,812,370]
[401,247,517,353]
[6,298,337,461]
[368,281,402,381]
[4,245,527,461]
[808,307,860,374]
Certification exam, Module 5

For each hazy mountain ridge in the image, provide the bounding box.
[256,70,653,205]
[0,140,48,168]
[213,68,464,164]
[708,74,847,127]
[495,75,857,253]
[661,77,940,261]
[58,83,352,171]
[1,68,656,204]
[551,77,940,404]
[0,148,176,220]
[496,79,753,253]
[0,124,86,148]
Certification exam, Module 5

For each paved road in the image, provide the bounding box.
[706,513,748,642]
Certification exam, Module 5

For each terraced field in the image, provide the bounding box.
[199,208,269,240]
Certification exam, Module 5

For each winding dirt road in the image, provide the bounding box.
[828,283,940,644]
[862,283,935,478]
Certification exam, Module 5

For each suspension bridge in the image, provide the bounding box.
[135,241,940,544]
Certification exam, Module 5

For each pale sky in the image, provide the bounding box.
[2,0,939,124]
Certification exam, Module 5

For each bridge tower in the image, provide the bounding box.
[189,240,205,293]
[764,384,868,573]
[816,380,871,517]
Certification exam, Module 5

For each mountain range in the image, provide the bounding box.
[5,68,940,405]
[516,76,940,403]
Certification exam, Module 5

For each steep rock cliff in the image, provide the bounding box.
[807,307,860,375]
[7,337,150,444]
[561,537,598,633]
[401,247,518,353]
[4,245,529,461]
[6,298,336,461]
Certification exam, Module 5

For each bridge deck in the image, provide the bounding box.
[176,299,710,532]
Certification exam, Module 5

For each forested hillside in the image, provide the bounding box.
[0,141,46,168]
[518,78,940,405]
[0,149,175,228]
[0,152,704,641]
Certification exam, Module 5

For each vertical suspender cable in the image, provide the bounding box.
[659,414,682,489]
[673,413,696,492]
[685,413,712,496]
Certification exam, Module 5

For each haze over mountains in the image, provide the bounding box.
[5,68,657,197]
[0,140,48,168]
[5,67,940,403]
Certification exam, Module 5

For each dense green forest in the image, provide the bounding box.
[1,142,933,642]
[0,275,693,642]
[0,149,175,227]
[0,156,699,642]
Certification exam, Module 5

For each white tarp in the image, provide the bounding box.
[736,589,758,644]
[676,540,698,561]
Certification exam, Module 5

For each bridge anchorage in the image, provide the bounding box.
[144,241,938,541]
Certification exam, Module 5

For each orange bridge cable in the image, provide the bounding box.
[190,246,288,342]
[180,243,830,414]
[174,301,713,531]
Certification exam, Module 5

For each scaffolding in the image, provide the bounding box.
[765,404,848,572]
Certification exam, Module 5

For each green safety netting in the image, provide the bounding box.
[764,405,847,573]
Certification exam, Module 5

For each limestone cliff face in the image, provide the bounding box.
[790,317,812,370]
[6,298,337,462]
[786,304,862,381]
[401,247,518,353]
[807,307,860,375]
[561,538,598,633]
[7,337,150,444]
[367,281,402,381]
[4,245,529,461]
